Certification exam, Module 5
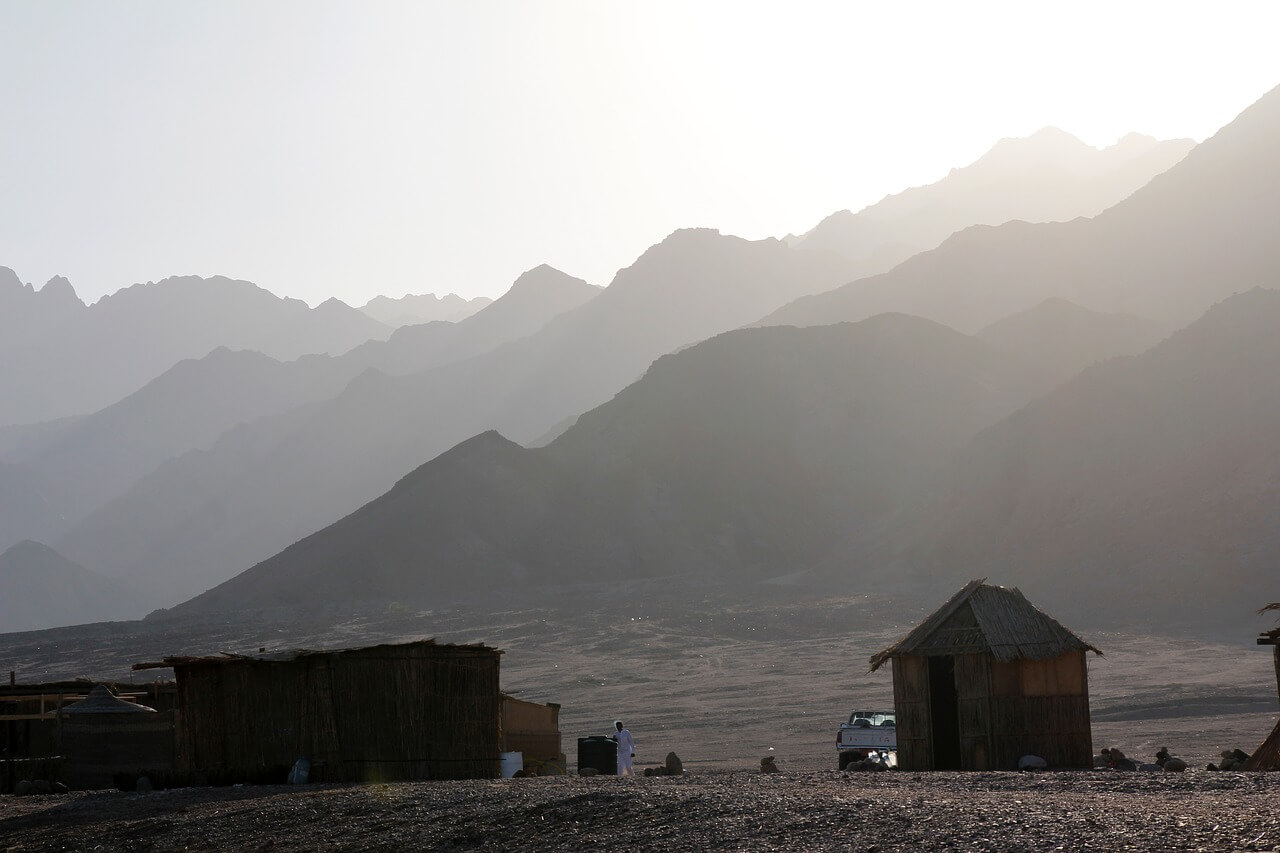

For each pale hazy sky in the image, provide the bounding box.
[2,1,1279,306]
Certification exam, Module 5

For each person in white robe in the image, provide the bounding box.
[612,720,635,776]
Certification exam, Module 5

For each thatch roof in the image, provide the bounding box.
[1242,718,1280,771]
[869,579,1101,671]
[133,638,499,671]
[60,684,155,714]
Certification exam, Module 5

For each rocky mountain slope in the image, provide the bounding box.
[167,314,1050,616]
[879,287,1280,620]
[63,231,859,603]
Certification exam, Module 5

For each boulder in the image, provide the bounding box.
[31,780,52,795]
[579,767,599,777]
[760,756,779,774]
[665,752,683,775]
[13,780,32,796]
[1163,758,1187,772]
[1018,755,1048,771]
[135,776,153,792]
[51,782,69,794]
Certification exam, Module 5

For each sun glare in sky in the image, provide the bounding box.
[2,1,1279,305]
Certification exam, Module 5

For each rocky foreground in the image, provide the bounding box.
[2,770,1278,852]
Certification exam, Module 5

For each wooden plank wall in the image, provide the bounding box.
[954,653,992,770]
[989,653,1092,769]
[892,656,932,771]
[176,648,502,783]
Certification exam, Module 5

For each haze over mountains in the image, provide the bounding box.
[0,266,599,556]
[762,83,1280,335]
[57,231,859,601]
[884,287,1280,621]
[359,292,493,328]
[0,273,392,425]
[786,128,1192,283]
[0,540,141,632]
[4,98,1276,634]
[169,314,1054,616]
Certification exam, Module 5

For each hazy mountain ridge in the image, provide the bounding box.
[360,291,494,327]
[785,128,1193,281]
[0,266,598,556]
[975,298,1166,385]
[0,540,144,632]
[0,273,394,426]
[166,314,1053,616]
[59,230,860,602]
[761,83,1280,334]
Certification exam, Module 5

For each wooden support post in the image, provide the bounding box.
[1263,636,1280,705]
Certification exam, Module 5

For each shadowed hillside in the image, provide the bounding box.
[975,298,1166,385]
[881,287,1280,622]
[165,314,1050,616]
[59,230,859,603]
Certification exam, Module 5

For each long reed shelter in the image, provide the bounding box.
[869,579,1100,771]
[134,639,501,782]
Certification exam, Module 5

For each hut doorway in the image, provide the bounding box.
[928,656,962,770]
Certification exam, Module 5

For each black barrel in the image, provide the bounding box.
[577,736,617,775]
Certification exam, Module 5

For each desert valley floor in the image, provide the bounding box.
[1,583,1274,773]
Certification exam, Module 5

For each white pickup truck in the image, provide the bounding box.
[836,709,897,769]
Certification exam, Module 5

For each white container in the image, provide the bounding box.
[500,751,524,778]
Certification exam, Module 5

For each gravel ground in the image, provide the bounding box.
[2,770,1278,852]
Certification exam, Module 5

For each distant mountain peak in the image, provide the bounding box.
[0,266,25,293]
[39,275,81,306]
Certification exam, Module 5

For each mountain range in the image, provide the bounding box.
[56,230,860,602]
[157,84,1280,625]
[5,91,1276,633]
[761,83,1280,335]
[167,313,1054,615]
[359,292,493,327]
[0,266,599,555]
[0,274,392,426]
[786,128,1192,284]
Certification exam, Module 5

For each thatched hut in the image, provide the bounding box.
[869,579,1100,771]
[1242,617,1279,771]
[134,639,501,783]
[60,685,176,789]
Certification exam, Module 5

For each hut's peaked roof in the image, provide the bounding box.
[61,684,155,714]
[869,579,1100,671]
[132,637,500,671]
